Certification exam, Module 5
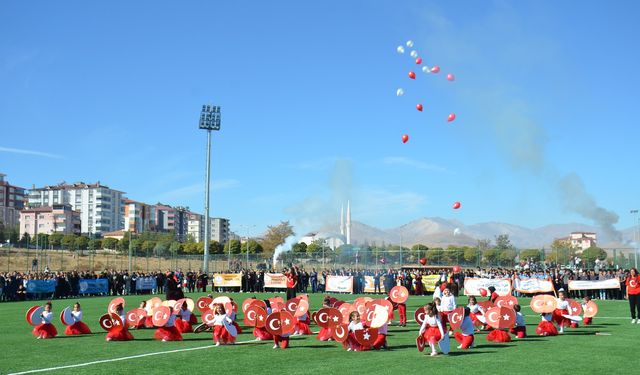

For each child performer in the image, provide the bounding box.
[294,310,312,335]
[228,298,243,335]
[536,312,558,336]
[552,290,572,333]
[155,307,183,341]
[106,304,134,341]
[372,322,388,350]
[253,300,273,341]
[418,303,445,357]
[488,286,499,303]
[316,296,333,341]
[440,288,456,335]
[65,302,91,335]
[344,311,364,352]
[176,302,194,333]
[582,296,593,325]
[467,296,485,331]
[33,302,58,339]
[509,304,526,338]
[212,304,235,346]
[273,329,291,349]
[136,301,153,329]
[454,307,475,349]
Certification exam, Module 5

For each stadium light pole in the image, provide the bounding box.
[199,104,221,274]
[632,209,639,269]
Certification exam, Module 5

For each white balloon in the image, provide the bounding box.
[396,88,404,97]
[453,228,461,236]
[410,50,418,58]
[406,40,414,48]
[397,46,405,54]
[422,66,430,73]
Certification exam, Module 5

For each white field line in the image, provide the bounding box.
[7,339,259,375]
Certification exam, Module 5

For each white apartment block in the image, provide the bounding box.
[186,214,229,244]
[28,182,124,235]
[569,232,597,252]
[210,217,230,244]
[187,212,204,242]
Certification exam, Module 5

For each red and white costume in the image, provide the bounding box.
[397,303,407,325]
[65,310,91,335]
[552,298,572,330]
[536,313,558,336]
[467,303,484,327]
[155,314,183,341]
[227,308,243,335]
[509,312,527,338]
[454,316,475,349]
[344,321,365,351]
[419,315,444,344]
[253,307,273,340]
[372,323,387,349]
[212,313,235,344]
[175,308,194,333]
[33,311,58,339]
[294,312,312,335]
[106,313,134,341]
[581,303,592,325]
[439,294,456,332]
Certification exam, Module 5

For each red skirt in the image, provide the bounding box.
[372,333,387,349]
[509,325,526,338]
[536,321,558,336]
[106,327,134,341]
[454,332,474,349]
[487,329,511,342]
[295,321,312,335]
[583,317,592,325]
[343,332,366,351]
[213,325,235,344]
[317,327,332,341]
[175,319,193,333]
[155,326,183,341]
[422,326,442,344]
[65,321,91,335]
[33,323,57,339]
[274,335,289,349]
[552,309,571,327]
[144,316,155,328]
[253,326,273,340]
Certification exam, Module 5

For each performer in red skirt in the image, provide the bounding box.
[155,307,183,341]
[175,302,194,333]
[106,304,134,341]
[294,311,312,335]
[582,296,593,325]
[212,304,235,345]
[65,302,92,335]
[454,307,475,349]
[33,302,58,339]
[372,322,388,350]
[536,312,558,336]
[552,290,572,333]
[440,288,456,335]
[509,304,527,338]
[466,296,485,331]
[135,301,154,329]
[316,296,333,341]
[344,311,365,352]
[419,303,444,356]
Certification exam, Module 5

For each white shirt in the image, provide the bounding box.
[348,321,363,333]
[180,309,191,321]
[460,316,474,336]
[556,299,570,311]
[41,311,53,324]
[419,315,444,338]
[433,288,442,300]
[515,312,525,327]
[440,295,456,312]
[467,304,481,314]
[213,314,232,326]
[72,310,83,323]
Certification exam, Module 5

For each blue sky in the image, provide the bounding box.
[1,0,639,236]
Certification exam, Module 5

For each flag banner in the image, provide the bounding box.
[363,276,386,293]
[136,277,157,290]
[264,273,287,289]
[463,278,512,296]
[79,278,109,294]
[325,275,354,293]
[212,273,242,287]
[26,280,56,293]
[514,278,555,294]
[568,278,621,291]
[422,275,442,292]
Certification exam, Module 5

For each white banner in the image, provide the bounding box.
[515,278,555,294]
[463,278,511,297]
[325,275,354,293]
[568,278,621,291]
[264,273,287,289]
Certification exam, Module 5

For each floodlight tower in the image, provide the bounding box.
[199,104,221,273]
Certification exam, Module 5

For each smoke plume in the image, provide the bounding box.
[273,235,299,269]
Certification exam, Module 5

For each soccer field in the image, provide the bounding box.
[0,292,635,375]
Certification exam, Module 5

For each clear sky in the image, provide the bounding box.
[1,0,639,236]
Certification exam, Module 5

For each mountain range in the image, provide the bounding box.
[317,217,638,249]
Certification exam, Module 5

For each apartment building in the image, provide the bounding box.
[0,173,26,228]
[20,204,81,236]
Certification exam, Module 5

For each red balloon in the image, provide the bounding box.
[401,134,409,143]
[419,258,427,266]
[452,265,461,273]
[430,66,440,73]
[447,73,455,81]
[416,104,423,112]
[408,71,416,79]
[447,113,456,122]
[452,201,461,209]
[479,288,488,297]
[415,58,422,65]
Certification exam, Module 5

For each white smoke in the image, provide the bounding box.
[273,235,298,269]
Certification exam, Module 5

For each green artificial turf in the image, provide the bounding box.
[0,292,635,375]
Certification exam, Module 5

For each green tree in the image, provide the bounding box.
[21,232,31,247]
[463,247,478,263]
[242,239,264,254]
[118,235,129,252]
[495,234,514,251]
[62,234,76,250]
[549,239,574,265]
[49,233,64,248]
[131,239,144,254]
[88,238,102,251]
[0,221,5,244]
[520,249,543,261]
[444,246,465,264]
[75,236,89,251]
[261,221,294,252]
[483,248,501,264]
[142,240,156,254]
[36,233,49,248]
[224,239,242,254]
[103,238,118,250]
[498,249,517,265]
[426,248,445,264]
[8,228,19,244]
[292,242,307,253]
[477,239,492,252]
[169,241,182,254]
[306,241,322,256]
[581,246,607,266]
[153,241,169,256]
[209,241,222,254]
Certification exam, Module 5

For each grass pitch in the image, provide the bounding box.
[0,292,635,374]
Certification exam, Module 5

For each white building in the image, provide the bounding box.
[299,232,346,250]
[187,212,204,242]
[187,214,230,244]
[569,232,597,252]
[210,217,230,244]
[27,182,125,235]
